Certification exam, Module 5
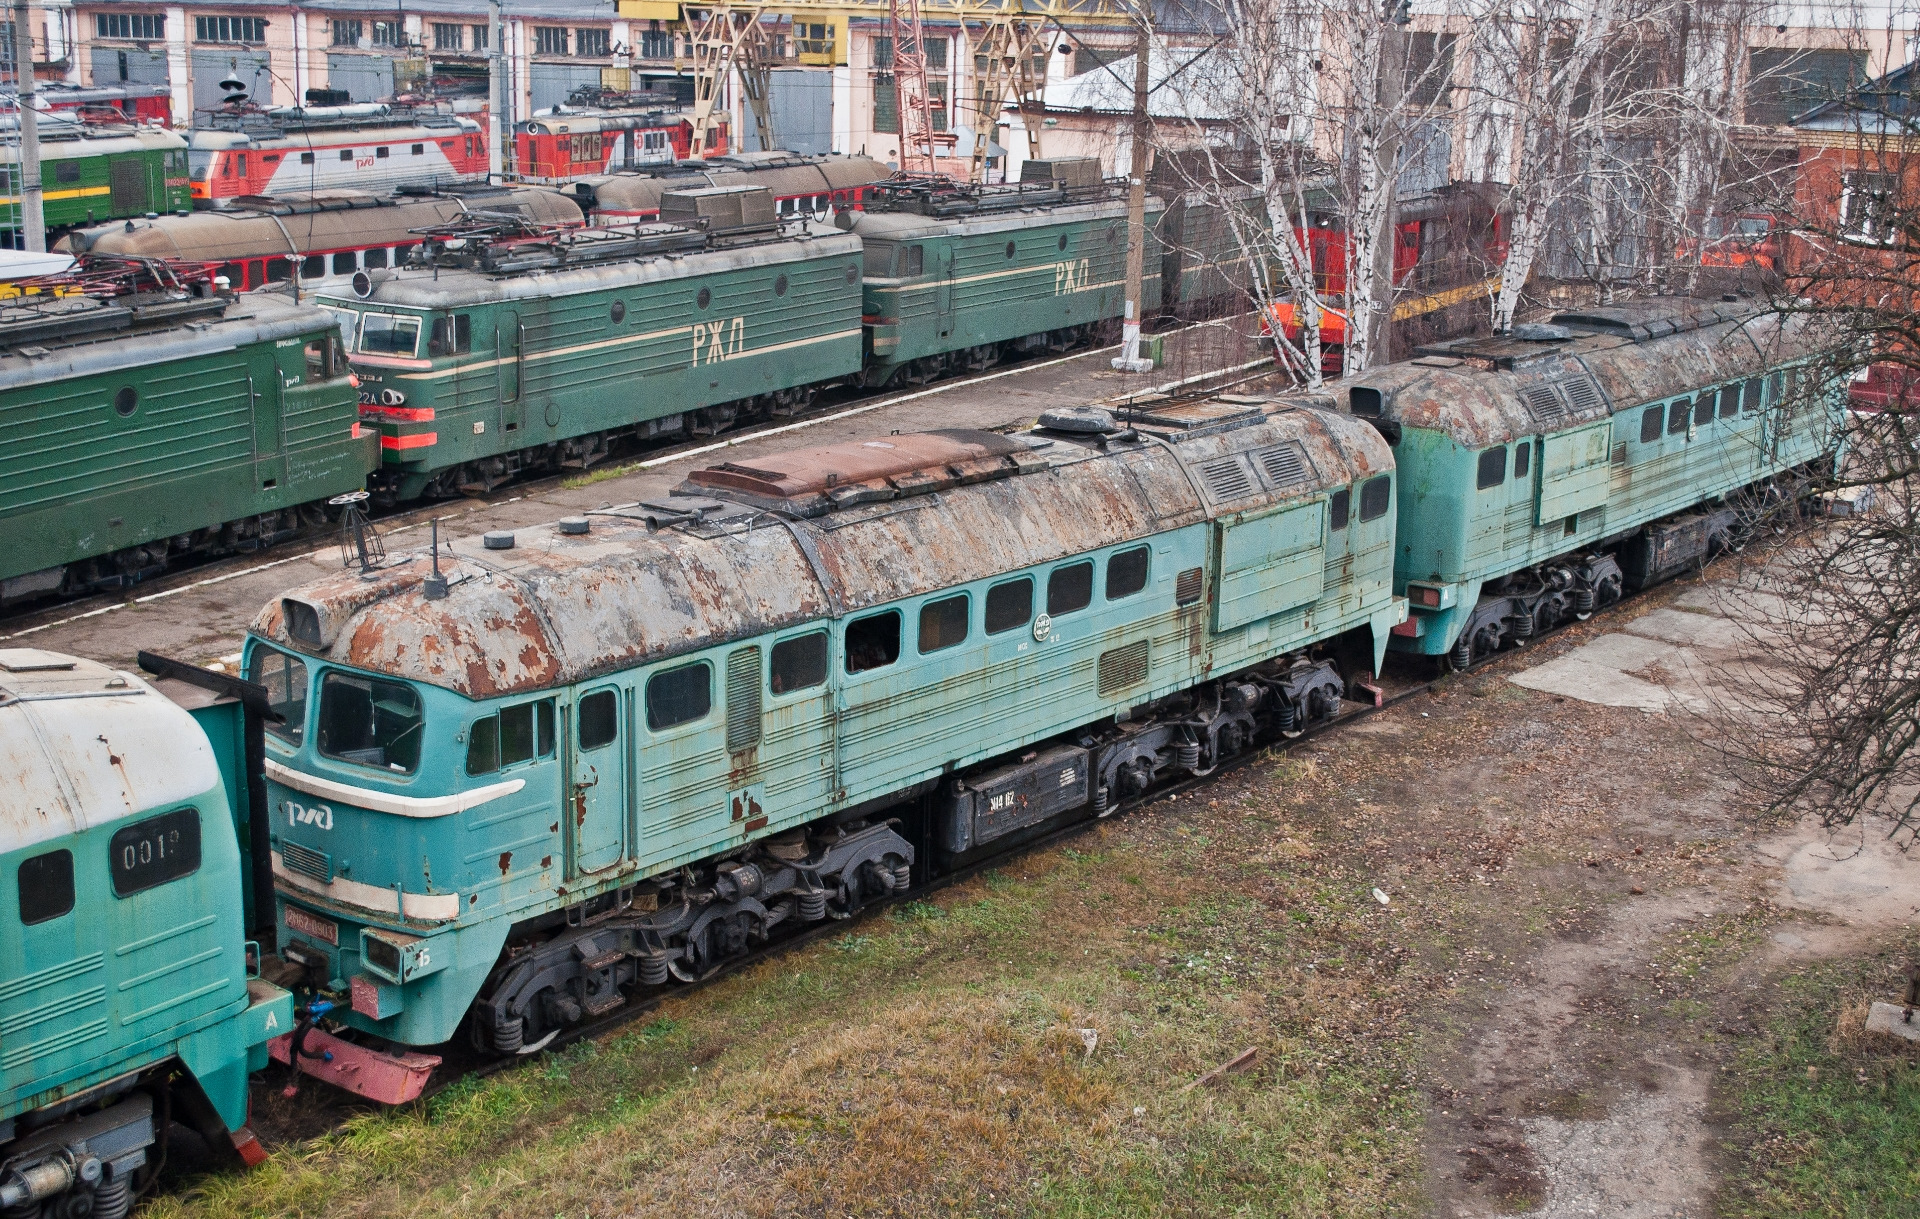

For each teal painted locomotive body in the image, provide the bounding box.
[1,651,291,1218]
[0,284,376,606]
[246,398,1401,1051]
[1336,300,1845,662]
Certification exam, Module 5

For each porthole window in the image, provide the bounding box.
[611,300,626,323]
[1005,241,1016,259]
[1057,233,1068,251]
[845,264,858,284]
[774,273,789,296]
[113,387,137,416]
[696,287,711,310]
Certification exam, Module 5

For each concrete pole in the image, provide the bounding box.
[1110,12,1152,374]
[487,0,503,179]
[12,0,44,253]
[1369,2,1409,367]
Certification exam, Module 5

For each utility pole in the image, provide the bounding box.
[12,0,43,253]
[487,0,504,180]
[1110,11,1152,374]
[1368,0,1411,367]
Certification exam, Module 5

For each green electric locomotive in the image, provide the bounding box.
[0,262,378,606]
[246,395,1402,1072]
[1341,298,1846,665]
[1,649,292,1219]
[0,123,191,236]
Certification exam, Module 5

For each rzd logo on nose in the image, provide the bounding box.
[692,316,746,366]
[286,799,334,831]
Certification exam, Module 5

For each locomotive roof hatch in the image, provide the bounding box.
[678,429,1045,517]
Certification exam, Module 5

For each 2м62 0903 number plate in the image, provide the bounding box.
[286,906,340,945]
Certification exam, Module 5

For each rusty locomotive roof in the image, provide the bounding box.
[250,403,1392,700]
[1336,301,1831,449]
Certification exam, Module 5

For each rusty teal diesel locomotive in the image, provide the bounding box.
[1339,298,1846,667]
[246,397,1401,1067]
[2,650,293,1219]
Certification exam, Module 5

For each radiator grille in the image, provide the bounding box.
[725,645,762,754]
[1175,567,1204,606]
[281,841,332,884]
[1198,456,1254,501]
[1523,384,1566,422]
[1256,442,1315,490]
[1559,374,1604,412]
[1097,640,1151,696]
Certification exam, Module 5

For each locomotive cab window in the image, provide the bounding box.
[985,578,1033,634]
[1694,394,1715,427]
[577,691,618,750]
[1328,488,1351,531]
[358,312,422,357]
[919,594,969,654]
[904,245,924,276]
[1640,405,1663,443]
[863,243,897,276]
[845,611,901,674]
[1476,446,1506,489]
[1743,378,1762,412]
[466,698,556,774]
[1359,474,1392,522]
[247,646,309,744]
[1668,398,1691,435]
[1720,384,1741,418]
[109,808,201,898]
[1047,561,1094,615]
[646,663,712,731]
[429,313,472,356]
[317,672,424,772]
[1514,441,1532,479]
[1106,546,1150,600]
[770,632,829,694]
[18,849,74,926]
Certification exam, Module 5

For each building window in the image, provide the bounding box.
[96,13,165,40]
[1072,45,1123,77]
[576,27,609,57]
[371,20,404,47]
[1746,47,1867,126]
[1405,31,1458,108]
[534,26,568,55]
[331,19,361,47]
[639,22,672,57]
[432,22,462,51]
[471,23,488,50]
[925,38,947,69]
[1840,170,1899,245]
[929,79,948,131]
[194,15,267,43]
[873,72,899,134]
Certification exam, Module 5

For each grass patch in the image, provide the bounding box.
[1717,944,1920,1218]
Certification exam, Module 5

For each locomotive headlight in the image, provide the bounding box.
[379,388,407,407]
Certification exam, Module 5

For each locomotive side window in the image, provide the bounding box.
[1358,475,1392,521]
[247,646,309,743]
[317,672,424,772]
[1476,446,1506,489]
[904,246,925,276]
[770,632,829,693]
[864,244,896,276]
[267,260,292,283]
[1106,546,1150,600]
[1514,441,1532,479]
[1743,378,1762,412]
[1328,488,1350,531]
[300,152,314,165]
[18,849,74,926]
[333,251,356,275]
[358,312,422,357]
[919,594,969,653]
[1668,398,1691,435]
[363,248,388,270]
[54,161,79,184]
[1693,394,1715,427]
[469,698,558,770]
[647,663,712,730]
[1047,561,1094,615]
[1640,405,1663,443]
[301,254,324,278]
[845,611,901,673]
[1720,385,1741,418]
[429,314,472,356]
[577,691,618,751]
[109,808,201,898]
[985,578,1033,634]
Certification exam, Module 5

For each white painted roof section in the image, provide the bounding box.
[1041,43,1235,120]
[0,649,220,856]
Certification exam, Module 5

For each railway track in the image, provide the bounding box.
[0,320,1272,644]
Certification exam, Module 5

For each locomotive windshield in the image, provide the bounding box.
[317,671,424,773]
[357,311,423,357]
[248,645,310,743]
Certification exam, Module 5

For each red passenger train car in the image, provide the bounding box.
[190,105,488,205]
[515,103,729,184]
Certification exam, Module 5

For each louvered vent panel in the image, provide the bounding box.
[1523,385,1567,422]
[1559,375,1604,413]
[1175,567,1204,605]
[725,646,762,754]
[1256,442,1315,490]
[1097,640,1151,696]
[281,842,333,884]
[1198,456,1254,500]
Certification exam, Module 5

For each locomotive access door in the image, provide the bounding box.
[248,353,286,492]
[496,311,523,433]
[567,685,626,874]
[935,243,954,339]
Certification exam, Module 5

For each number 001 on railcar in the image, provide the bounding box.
[244,396,1403,1081]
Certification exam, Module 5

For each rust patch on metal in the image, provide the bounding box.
[497,852,511,875]
[541,855,552,869]
[742,814,769,833]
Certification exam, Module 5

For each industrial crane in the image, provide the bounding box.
[617,0,1134,181]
